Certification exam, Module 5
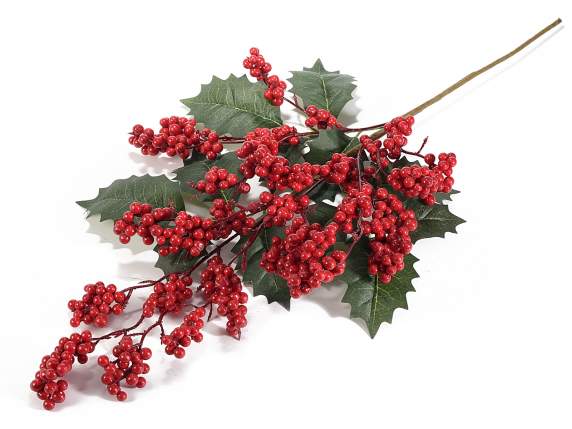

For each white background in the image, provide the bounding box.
[1,0,571,427]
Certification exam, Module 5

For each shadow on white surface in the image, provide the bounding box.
[128,151,183,176]
[84,216,148,253]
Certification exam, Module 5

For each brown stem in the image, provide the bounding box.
[357,18,562,146]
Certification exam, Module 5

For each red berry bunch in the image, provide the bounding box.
[272,124,300,145]
[97,337,151,402]
[362,188,418,283]
[142,273,193,317]
[305,105,338,129]
[196,166,241,194]
[114,202,176,246]
[243,47,286,106]
[384,116,414,137]
[209,198,256,236]
[263,74,287,106]
[332,184,375,234]
[237,127,280,160]
[129,117,223,160]
[260,217,346,298]
[382,116,415,159]
[200,257,249,339]
[319,153,358,188]
[30,330,94,410]
[129,117,195,159]
[388,152,456,205]
[155,211,216,257]
[161,307,206,358]
[360,135,390,169]
[256,156,316,192]
[243,47,272,80]
[68,281,126,328]
[425,152,456,186]
[193,127,223,160]
[260,192,310,226]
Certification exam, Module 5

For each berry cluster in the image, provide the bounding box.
[142,273,193,317]
[425,152,456,186]
[260,192,310,226]
[196,166,241,194]
[237,134,317,191]
[261,218,346,297]
[237,128,280,160]
[209,198,256,236]
[360,135,390,169]
[272,124,300,146]
[382,116,415,159]
[113,202,176,246]
[158,211,216,257]
[200,257,248,338]
[129,117,223,160]
[162,307,206,358]
[30,330,93,410]
[243,48,286,106]
[362,188,418,283]
[388,152,456,205]
[114,202,218,257]
[319,153,358,188]
[332,184,375,234]
[243,47,272,80]
[68,282,126,328]
[194,127,223,160]
[98,337,151,401]
[263,75,287,106]
[305,105,338,129]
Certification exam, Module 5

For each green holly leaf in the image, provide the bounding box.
[288,59,356,117]
[306,201,337,225]
[342,137,360,154]
[435,189,460,203]
[175,151,243,203]
[305,181,340,203]
[232,227,291,309]
[406,200,465,242]
[154,249,200,275]
[280,143,306,164]
[390,156,421,170]
[77,174,184,221]
[181,74,282,136]
[340,238,419,338]
[305,129,351,164]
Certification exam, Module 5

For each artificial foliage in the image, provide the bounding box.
[29,19,561,410]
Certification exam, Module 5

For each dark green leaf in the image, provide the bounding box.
[306,201,337,225]
[154,249,200,275]
[288,59,356,116]
[280,143,306,164]
[340,238,419,338]
[406,200,465,242]
[435,189,460,203]
[305,181,340,203]
[233,227,291,309]
[305,129,351,164]
[342,137,360,154]
[390,156,421,170]
[181,74,282,136]
[77,174,184,221]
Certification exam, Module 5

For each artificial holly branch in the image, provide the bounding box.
[31,18,562,410]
